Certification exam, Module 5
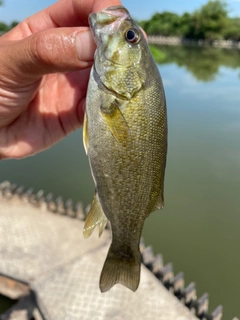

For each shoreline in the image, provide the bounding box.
[148,35,240,49]
[1,31,240,49]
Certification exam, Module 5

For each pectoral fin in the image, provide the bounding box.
[83,193,108,238]
[83,112,88,154]
[101,99,130,145]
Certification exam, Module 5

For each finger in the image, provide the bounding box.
[41,0,123,28]
[72,0,123,25]
[0,27,96,86]
[4,0,122,41]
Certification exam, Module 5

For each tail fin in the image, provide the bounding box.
[100,244,141,292]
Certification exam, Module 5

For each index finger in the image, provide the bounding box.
[24,0,122,34]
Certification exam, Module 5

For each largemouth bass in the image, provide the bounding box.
[83,6,167,293]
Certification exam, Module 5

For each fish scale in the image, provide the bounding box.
[83,5,167,293]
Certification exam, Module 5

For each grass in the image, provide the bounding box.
[149,45,166,63]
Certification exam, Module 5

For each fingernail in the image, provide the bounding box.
[76,30,96,62]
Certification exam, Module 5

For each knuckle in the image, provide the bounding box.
[30,29,76,71]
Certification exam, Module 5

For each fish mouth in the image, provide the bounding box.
[89,13,96,30]
[89,5,130,38]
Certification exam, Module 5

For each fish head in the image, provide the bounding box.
[89,6,144,68]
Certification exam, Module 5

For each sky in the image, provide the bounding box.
[1,0,240,24]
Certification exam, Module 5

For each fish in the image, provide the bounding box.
[83,5,167,293]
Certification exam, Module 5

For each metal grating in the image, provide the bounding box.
[0,180,238,320]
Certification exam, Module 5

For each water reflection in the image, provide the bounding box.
[0,46,240,319]
[151,45,240,82]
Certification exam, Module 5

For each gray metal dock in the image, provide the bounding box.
[0,181,233,320]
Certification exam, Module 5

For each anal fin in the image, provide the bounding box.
[155,190,164,210]
[83,193,108,238]
[83,112,88,154]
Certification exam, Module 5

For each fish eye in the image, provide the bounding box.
[125,28,139,44]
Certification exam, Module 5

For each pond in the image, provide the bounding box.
[0,45,240,319]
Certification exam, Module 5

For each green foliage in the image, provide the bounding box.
[149,45,166,63]
[144,12,182,36]
[0,1,19,33]
[0,21,19,32]
[0,22,9,32]
[190,0,228,40]
[139,0,240,41]
[178,13,192,37]
[154,45,240,82]
[10,21,18,28]
[224,18,240,40]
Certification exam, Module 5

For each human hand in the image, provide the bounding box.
[0,0,121,159]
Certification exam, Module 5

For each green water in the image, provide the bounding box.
[0,46,240,319]
[0,294,16,313]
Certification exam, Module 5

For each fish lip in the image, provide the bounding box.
[89,13,97,30]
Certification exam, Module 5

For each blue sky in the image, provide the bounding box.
[1,0,240,24]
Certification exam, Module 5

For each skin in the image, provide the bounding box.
[0,0,121,159]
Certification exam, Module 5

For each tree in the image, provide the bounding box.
[224,18,240,41]
[178,13,192,37]
[10,21,19,29]
[190,0,228,40]
[0,22,8,32]
[142,12,182,36]
[138,0,239,40]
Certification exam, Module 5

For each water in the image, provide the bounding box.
[0,46,240,319]
[0,295,17,313]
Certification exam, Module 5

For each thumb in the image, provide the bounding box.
[0,27,96,85]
